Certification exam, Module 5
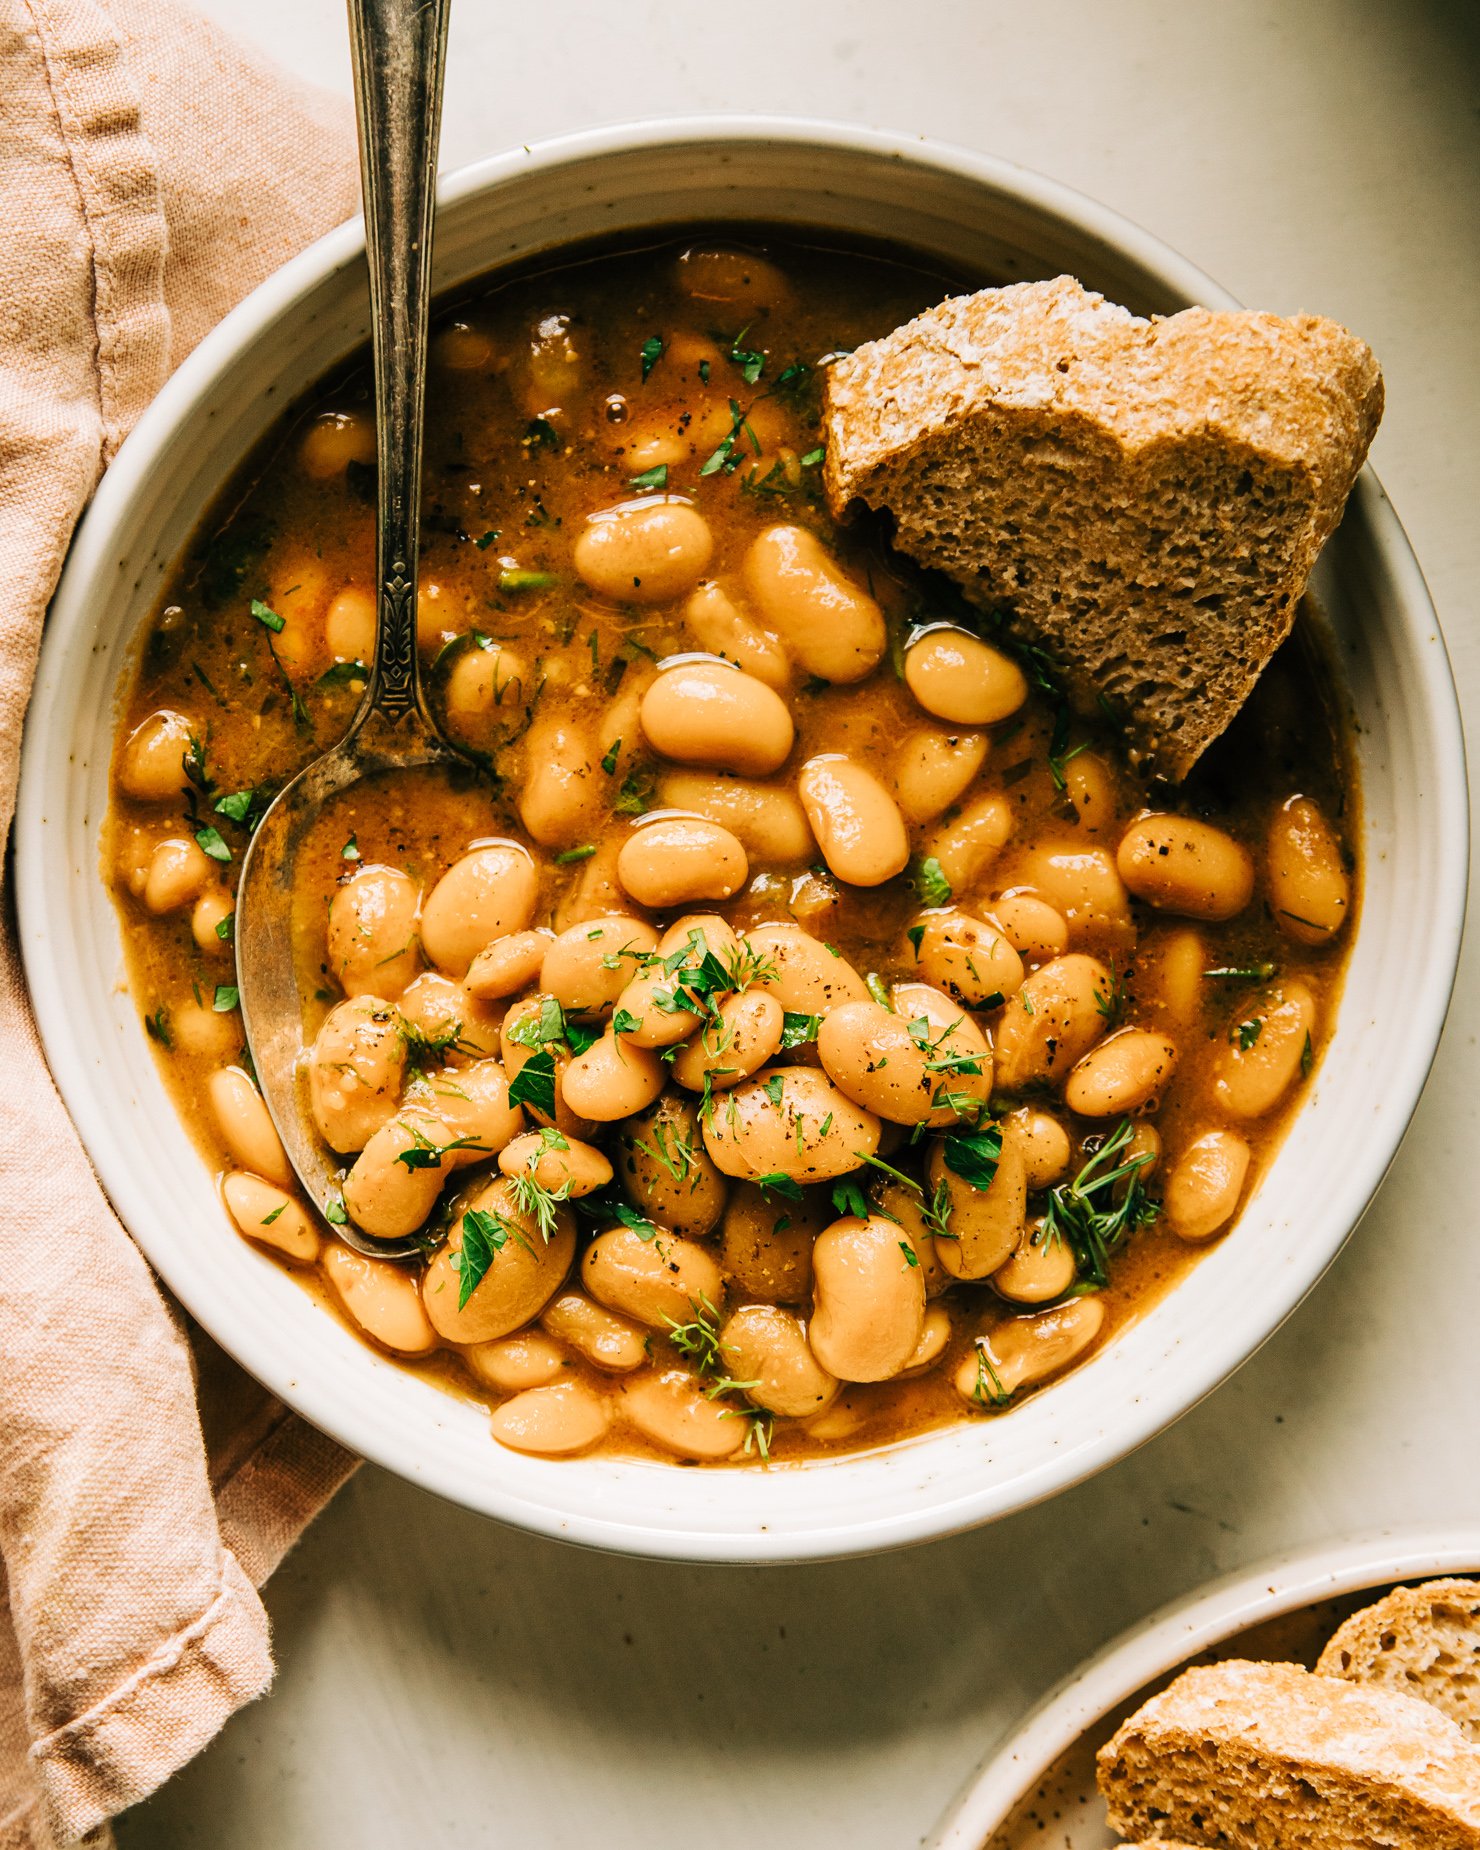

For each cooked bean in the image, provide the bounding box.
[742,525,886,683]
[574,500,713,605]
[911,909,1025,1008]
[322,1242,439,1354]
[421,842,538,977]
[491,1382,610,1457]
[872,1178,951,1300]
[1147,925,1206,1022]
[518,713,603,848]
[500,1130,612,1197]
[721,1304,838,1417]
[797,755,909,887]
[819,997,989,1127]
[324,587,375,664]
[1213,981,1317,1119]
[1117,815,1255,921]
[993,954,1114,1091]
[616,815,748,909]
[656,770,814,864]
[1064,1029,1178,1117]
[1165,1129,1252,1241]
[422,1179,576,1343]
[143,837,212,914]
[307,995,407,1152]
[416,580,462,655]
[1005,1108,1071,1189]
[397,972,499,1062]
[407,1059,523,1164]
[955,1298,1105,1404]
[928,1127,1027,1281]
[444,641,529,731]
[208,1066,293,1189]
[702,1066,880,1184]
[1012,844,1133,945]
[190,891,234,953]
[989,892,1070,963]
[620,1367,744,1461]
[671,989,784,1094]
[560,1029,665,1122]
[120,709,195,801]
[1118,1120,1163,1191]
[300,409,375,478]
[992,1221,1076,1304]
[616,1092,728,1238]
[433,319,494,372]
[516,310,584,417]
[540,1292,647,1373]
[904,628,1027,726]
[925,792,1012,893]
[682,582,790,687]
[582,1224,725,1329]
[541,915,659,1015]
[327,864,421,1000]
[675,246,791,311]
[892,726,989,824]
[466,928,554,1000]
[640,659,794,776]
[1062,751,1119,836]
[499,994,595,1138]
[170,999,240,1059]
[1268,796,1351,944]
[809,1215,926,1382]
[342,1110,450,1238]
[746,923,869,1015]
[900,1304,953,1376]
[719,1182,823,1304]
[614,914,739,1048]
[465,1330,567,1392]
[221,1172,320,1264]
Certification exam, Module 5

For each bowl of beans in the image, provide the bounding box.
[15,120,1465,1558]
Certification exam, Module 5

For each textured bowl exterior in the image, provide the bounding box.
[14,120,1467,1561]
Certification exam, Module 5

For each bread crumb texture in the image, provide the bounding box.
[1318,1579,1480,1746]
[822,276,1382,781]
[1096,1659,1480,1848]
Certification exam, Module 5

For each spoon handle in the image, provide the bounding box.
[347,0,451,730]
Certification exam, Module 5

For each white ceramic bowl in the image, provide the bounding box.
[16,119,1467,1562]
[928,1525,1480,1848]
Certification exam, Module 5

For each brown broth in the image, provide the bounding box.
[104,230,1358,1467]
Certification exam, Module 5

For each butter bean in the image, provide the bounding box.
[465,1331,568,1392]
[518,713,604,848]
[433,319,494,372]
[615,1092,728,1238]
[675,246,791,312]
[1267,796,1351,944]
[819,997,989,1127]
[702,1066,880,1184]
[1005,1108,1071,1189]
[620,1367,744,1461]
[671,989,784,1094]
[682,582,791,688]
[1213,981,1317,1119]
[423,1178,576,1344]
[406,1059,523,1164]
[721,1305,838,1418]
[1012,844,1133,944]
[809,1215,926,1382]
[904,627,1027,726]
[300,409,375,478]
[1062,751,1118,835]
[397,971,501,1062]
[614,915,739,1048]
[582,1225,725,1329]
[221,1172,320,1264]
[640,659,794,777]
[120,709,195,801]
[1117,814,1255,921]
[901,1304,953,1376]
[541,915,659,1015]
[742,525,886,683]
[499,1130,612,1197]
[327,864,422,1001]
[1150,927,1206,1023]
[444,640,529,731]
[1064,1029,1178,1118]
[989,893,1070,963]
[746,923,869,1015]
[560,1029,665,1122]
[616,815,748,909]
[1165,1129,1252,1241]
[992,1220,1076,1304]
[324,1243,439,1354]
[491,1382,610,1457]
[516,310,584,418]
[342,1110,450,1238]
[208,1066,293,1189]
[892,726,989,824]
[170,999,239,1059]
[657,771,814,864]
[956,1298,1105,1404]
[873,1179,951,1299]
[928,1128,1027,1281]
[421,842,538,977]
[466,928,555,1000]
[574,500,714,605]
[798,755,909,887]
[719,1182,824,1303]
[925,792,1013,893]
[540,1291,648,1373]
[324,587,375,664]
[307,995,407,1152]
[191,891,234,953]
[993,954,1114,1092]
[912,909,1025,1008]
[143,837,212,914]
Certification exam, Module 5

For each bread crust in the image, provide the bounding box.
[1096,1658,1480,1848]
[1318,1579,1480,1744]
[822,276,1382,781]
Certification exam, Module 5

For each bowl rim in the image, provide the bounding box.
[16,114,1470,1561]
[926,1522,1480,1847]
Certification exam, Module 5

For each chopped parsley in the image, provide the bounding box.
[628,464,668,491]
[639,334,664,381]
[914,856,952,907]
[250,598,285,635]
[1041,1119,1159,1289]
[1232,1018,1264,1051]
[194,825,231,863]
[507,1049,557,1116]
[212,984,239,1013]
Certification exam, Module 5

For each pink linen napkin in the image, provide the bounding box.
[0,3,364,1842]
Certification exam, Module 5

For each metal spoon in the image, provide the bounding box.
[236,0,459,1260]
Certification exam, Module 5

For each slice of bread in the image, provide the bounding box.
[1318,1579,1480,1744]
[1095,1658,1480,1847]
[822,276,1382,781]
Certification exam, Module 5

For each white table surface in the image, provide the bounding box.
[117,3,1480,1845]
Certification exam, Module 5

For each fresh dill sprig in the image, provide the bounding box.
[1040,1119,1159,1289]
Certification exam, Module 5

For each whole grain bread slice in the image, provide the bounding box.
[1095,1657,1480,1848]
[1317,1579,1480,1744]
[822,276,1382,781]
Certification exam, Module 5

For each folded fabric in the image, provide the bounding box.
[0,3,362,1843]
